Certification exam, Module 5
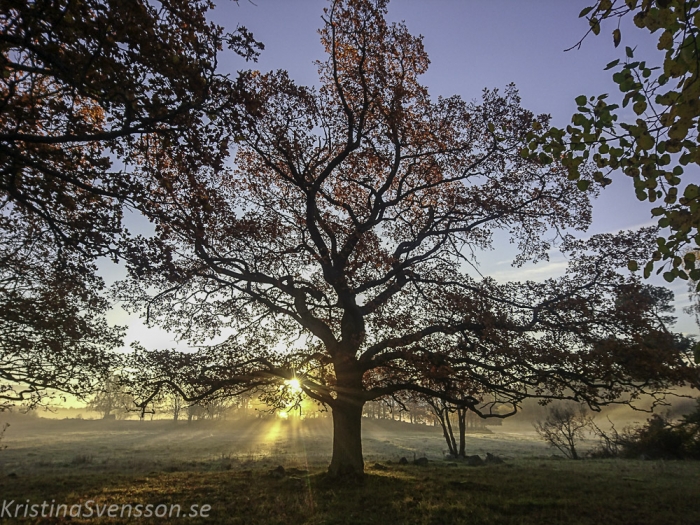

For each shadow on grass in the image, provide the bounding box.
[0,460,699,524]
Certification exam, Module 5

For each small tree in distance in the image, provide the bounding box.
[426,398,482,459]
[535,404,594,460]
[120,0,700,477]
[0,422,8,451]
[87,376,134,420]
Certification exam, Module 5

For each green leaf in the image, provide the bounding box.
[685,185,699,200]
[604,59,620,70]
[638,133,654,150]
[663,271,675,282]
[575,95,588,106]
[658,31,673,50]
[613,28,621,48]
[626,46,634,58]
[633,100,647,115]
[579,6,595,17]
[627,260,638,271]
[577,180,591,191]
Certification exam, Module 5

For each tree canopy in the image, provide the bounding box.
[0,214,122,409]
[1,0,261,253]
[0,0,261,407]
[526,0,700,284]
[118,0,700,476]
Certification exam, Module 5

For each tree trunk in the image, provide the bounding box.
[433,403,458,457]
[444,409,458,456]
[457,408,466,458]
[328,398,365,477]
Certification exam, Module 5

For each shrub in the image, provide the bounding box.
[0,422,8,451]
[591,399,700,460]
[534,404,593,460]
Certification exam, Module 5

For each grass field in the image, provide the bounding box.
[0,415,698,524]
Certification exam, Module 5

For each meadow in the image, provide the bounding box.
[0,414,698,524]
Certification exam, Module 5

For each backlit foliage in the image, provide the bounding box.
[119,0,699,473]
[528,0,700,284]
[0,0,261,407]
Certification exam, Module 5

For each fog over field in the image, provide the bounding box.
[0,417,557,477]
[2,397,696,476]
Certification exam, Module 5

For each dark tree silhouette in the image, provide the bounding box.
[0,215,123,409]
[120,0,700,477]
[1,0,261,253]
[535,404,594,460]
[0,0,261,407]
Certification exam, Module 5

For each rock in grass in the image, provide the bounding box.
[398,457,409,465]
[269,465,286,478]
[285,476,305,487]
[413,457,429,466]
[466,455,484,467]
[485,453,503,464]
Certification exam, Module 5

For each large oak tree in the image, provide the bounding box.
[121,0,699,476]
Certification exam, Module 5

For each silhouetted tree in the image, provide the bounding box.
[535,404,594,460]
[87,375,134,420]
[165,393,184,422]
[0,422,8,450]
[0,218,123,409]
[426,396,492,459]
[120,0,700,477]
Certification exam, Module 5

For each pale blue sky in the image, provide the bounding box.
[103,0,698,350]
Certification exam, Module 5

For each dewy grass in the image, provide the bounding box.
[0,416,698,524]
[1,460,699,524]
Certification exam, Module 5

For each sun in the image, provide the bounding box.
[285,378,302,393]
